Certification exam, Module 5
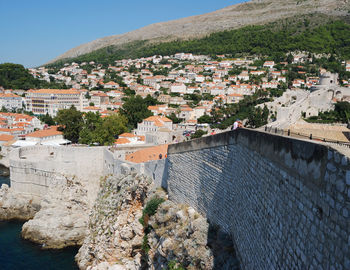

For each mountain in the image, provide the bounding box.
[47,0,349,65]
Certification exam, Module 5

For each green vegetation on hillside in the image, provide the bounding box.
[48,16,350,68]
[198,90,271,129]
[0,63,67,90]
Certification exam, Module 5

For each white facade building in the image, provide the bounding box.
[0,93,22,111]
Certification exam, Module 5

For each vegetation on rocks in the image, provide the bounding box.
[139,196,165,227]
[76,173,154,270]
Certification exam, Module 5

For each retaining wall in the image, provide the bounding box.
[167,129,350,269]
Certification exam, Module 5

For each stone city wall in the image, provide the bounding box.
[104,148,167,188]
[10,145,166,200]
[167,129,350,270]
[9,146,105,201]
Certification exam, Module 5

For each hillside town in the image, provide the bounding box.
[0,53,350,152]
[2,0,350,269]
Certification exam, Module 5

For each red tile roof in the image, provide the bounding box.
[26,127,62,138]
[125,144,168,163]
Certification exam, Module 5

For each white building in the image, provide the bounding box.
[136,116,173,135]
[263,61,275,69]
[25,89,86,116]
[0,93,22,111]
[103,81,120,89]
[20,126,70,146]
[170,83,187,93]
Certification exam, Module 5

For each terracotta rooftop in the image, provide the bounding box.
[119,133,137,138]
[0,93,20,98]
[27,89,80,95]
[0,134,15,141]
[83,106,101,110]
[125,144,168,163]
[144,116,172,123]
[114,138,131,145]
[26,127,62,138]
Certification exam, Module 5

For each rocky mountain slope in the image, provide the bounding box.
[48,0,349,64]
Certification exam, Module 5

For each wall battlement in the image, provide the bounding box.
[167,129,350,269]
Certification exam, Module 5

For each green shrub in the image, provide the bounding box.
[139,197,165,227]
[167,260,186,270]
[191,129,207,139]
[141,234,150,254]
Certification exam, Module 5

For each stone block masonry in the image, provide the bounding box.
[9,146,105,203]
[167,129,350,270]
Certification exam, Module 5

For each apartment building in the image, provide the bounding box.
[25,89,86,116]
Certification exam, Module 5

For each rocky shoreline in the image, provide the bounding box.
[0,171,239,269]
[21,178,91,249]
[0,174,95,249]
[0,184,40,221]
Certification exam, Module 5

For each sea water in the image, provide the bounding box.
[0,176,79,270]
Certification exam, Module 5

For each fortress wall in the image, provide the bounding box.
[104,149,141,176]
[9,146,105,201]
[104,148,167,188]
[167,129,350,269]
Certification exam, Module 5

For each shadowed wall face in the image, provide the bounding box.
[167,129,350,269]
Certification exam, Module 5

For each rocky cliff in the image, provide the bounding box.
[76,172,235,270]
[0,184,40,221]
[21,177,92,249]
[76,173,152,270]
[48,0,349,64]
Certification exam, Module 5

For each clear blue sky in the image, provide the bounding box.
[0,0,245,68]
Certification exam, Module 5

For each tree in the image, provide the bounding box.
[123,88,136,96]
[167,113,182,124]
[198,114,212,124]
[191,129,207,139]
[334,102,350,123]
[0,63,68,90]
[40,113,55,126]
[120,95,152,129]
[247,106,269,128]
[144,94,158,106]
[93,114,128,145]
[55,106,84,143]
[79,112,102,144]
[0,106,8,113]
[78,112,128,145]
